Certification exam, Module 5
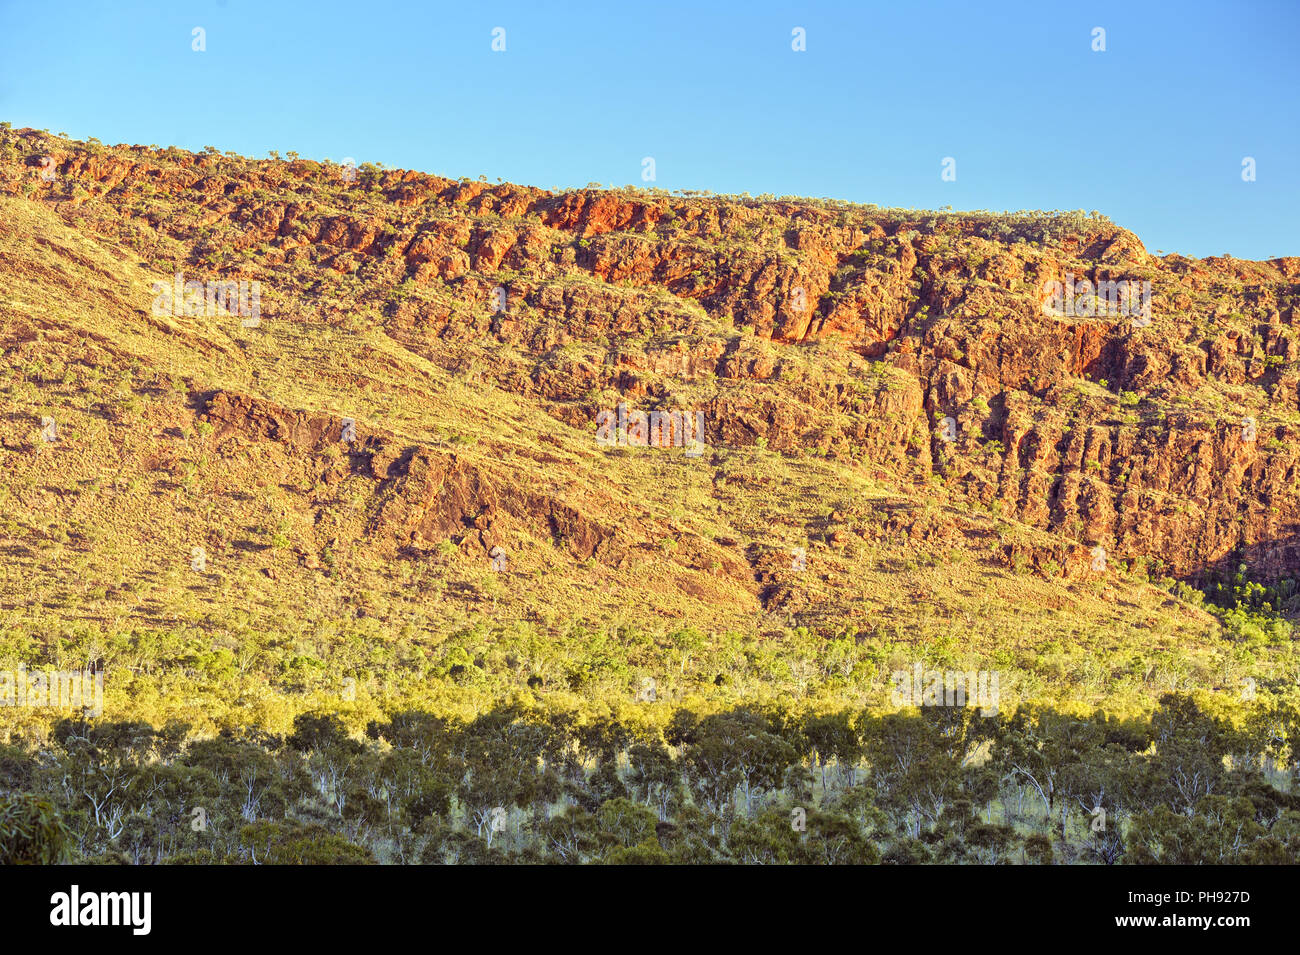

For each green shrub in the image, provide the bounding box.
[0,794,73,864]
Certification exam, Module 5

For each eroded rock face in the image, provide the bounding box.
[203,391,345,451]
[199,390,632,569]
[7,127,1299,586]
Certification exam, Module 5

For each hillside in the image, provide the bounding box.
[0,125,1298,731]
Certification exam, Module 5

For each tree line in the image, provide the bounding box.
[1,692,1297,864]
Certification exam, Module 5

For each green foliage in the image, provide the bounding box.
[1195,564,1297,646]
[0,694,1293,865]
[0,793,73,864]
[239,821,374,864]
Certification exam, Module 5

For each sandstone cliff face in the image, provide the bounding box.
[4,127,1297,587]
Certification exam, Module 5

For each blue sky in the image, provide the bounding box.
[1,0,1296,258]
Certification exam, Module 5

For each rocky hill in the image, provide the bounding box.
[1,125,1297,727]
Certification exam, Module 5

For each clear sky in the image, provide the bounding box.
[1,0,1296,258]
